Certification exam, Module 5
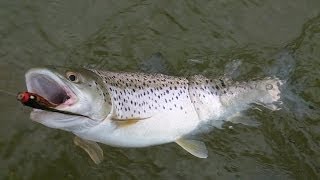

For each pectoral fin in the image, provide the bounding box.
[227,112,261,127]
[176,138,208,158]
[73,136,104,164]
[111,117,148,121]
[114,119,140,128]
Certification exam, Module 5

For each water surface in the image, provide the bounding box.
[0,0,319,179]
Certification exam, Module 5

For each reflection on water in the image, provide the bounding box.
[0,0,319,179]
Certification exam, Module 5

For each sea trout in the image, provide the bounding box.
[24,66,282,163]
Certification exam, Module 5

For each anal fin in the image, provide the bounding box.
[227,112,260,127]
[176,138,208,158]
[73,136,104,164]
[254,102,282,111]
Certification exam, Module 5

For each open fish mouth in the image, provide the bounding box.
[25,69,77,108]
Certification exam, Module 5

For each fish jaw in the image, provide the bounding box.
[25,68,78,109]
[24,67,111,132]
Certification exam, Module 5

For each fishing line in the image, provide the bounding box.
[0,89,17,96]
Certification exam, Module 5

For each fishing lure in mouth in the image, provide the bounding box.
[17,91,91,119]
[17,92,58,109]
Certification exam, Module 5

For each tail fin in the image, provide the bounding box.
[281,87,320,120]
[268,50,319,120]
[264,49,296,81]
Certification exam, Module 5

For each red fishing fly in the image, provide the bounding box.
[17,92,58,110]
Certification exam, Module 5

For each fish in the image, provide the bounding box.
[24,66,282,163]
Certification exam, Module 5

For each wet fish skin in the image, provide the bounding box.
[25,67,282,158]
[92,70,281,123]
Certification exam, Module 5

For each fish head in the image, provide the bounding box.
[25,66,111,131]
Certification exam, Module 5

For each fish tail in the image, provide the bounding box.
[265,50,319,120]
[264,50,296,81]
[252,77,283,110]
[221,77,283,111]
[188,75,284,123]
[281,86,320,120]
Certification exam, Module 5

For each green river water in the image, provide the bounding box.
[0,0,319,179]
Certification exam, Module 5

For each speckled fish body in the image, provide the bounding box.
[78,70,282,147]
[79,70,201,147]
[25,67,282,149]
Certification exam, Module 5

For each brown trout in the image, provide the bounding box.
[24,67,282,163]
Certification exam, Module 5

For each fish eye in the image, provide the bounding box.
[66,71,79,83]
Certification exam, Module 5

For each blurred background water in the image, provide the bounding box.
[0,0,320,179]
